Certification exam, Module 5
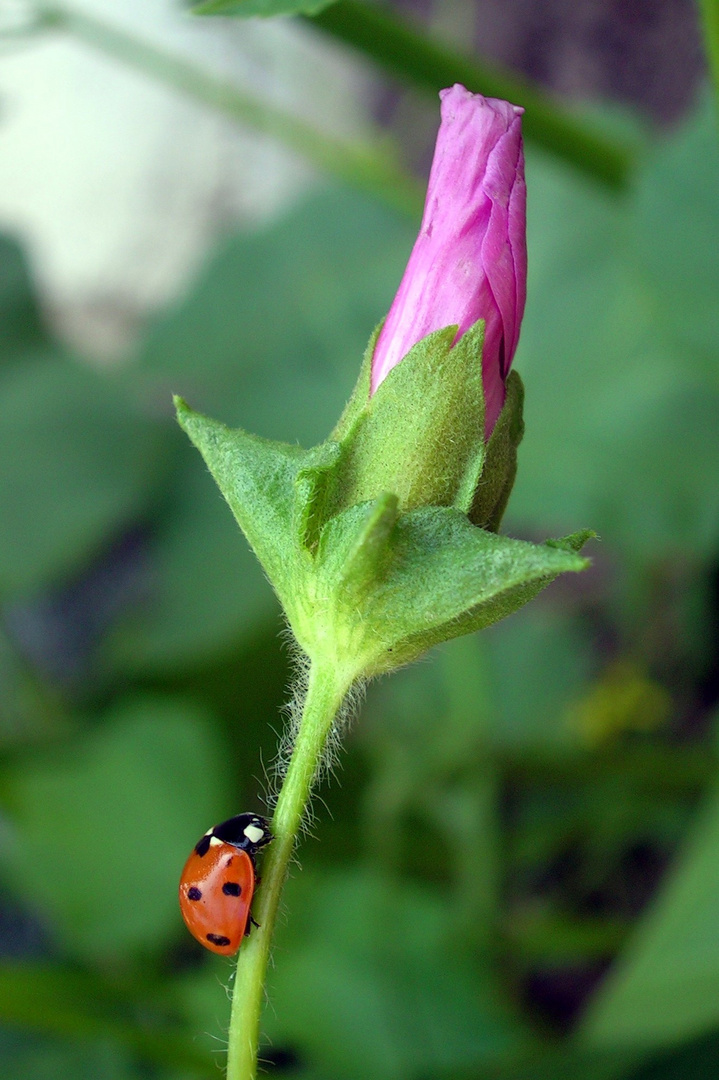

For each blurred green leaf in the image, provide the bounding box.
[3,695,230,960]
[138,188,415,444]
[487,606,595,751]
[508,99,719,559]
[106,450,276,674]
[0,966,214,1076]
[265,866,529,1080]
[0,630,70,748]
[0,1030,137,1080]
[628,1028,719,1080]
[0,235,51,363]
[438,1045,640,1080]
[579,784,719,1050]
[0,359,170,597]
[174,397,309,619]
[633,99,719,370]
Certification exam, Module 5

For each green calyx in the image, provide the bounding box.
[330,319,523,531]
[175,324,591,682]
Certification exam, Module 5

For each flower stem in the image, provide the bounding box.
[226,661,350,1080]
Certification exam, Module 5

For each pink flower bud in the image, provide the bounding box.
[371,84,527,439]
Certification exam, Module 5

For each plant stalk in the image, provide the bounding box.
[226,661,349,1080]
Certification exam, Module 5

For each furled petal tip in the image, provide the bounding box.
[371,84,527,439]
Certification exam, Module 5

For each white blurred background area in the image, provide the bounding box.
[0,0,371,358]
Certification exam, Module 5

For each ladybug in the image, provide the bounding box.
[179,812,272,955]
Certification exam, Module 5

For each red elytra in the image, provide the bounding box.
[179,842,256,956]
[179,813,271,956]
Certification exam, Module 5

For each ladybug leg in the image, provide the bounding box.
[243,911,260,937]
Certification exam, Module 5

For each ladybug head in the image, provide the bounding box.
[240,813,273,853]
[212,812,273,855]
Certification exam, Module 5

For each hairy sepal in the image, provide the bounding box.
[470,370,525,531]
[175,365,590,683]
[312,507,592,676]
[329,321,487,515]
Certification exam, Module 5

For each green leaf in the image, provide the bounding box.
[194,0,337,14]
[3,695,230,960]
[0,359,170,597]
[633,98,719,368]
[628,1030,719,1080]
[0,966,214,1076]
[177,385,590,678]
[487,604,595,751]
[104,449,276,675]
[547,529,598,553]
[331,320,379,443]
[0,1030,137,1080]
[0,628,70,748]
[509,114,719,560]
[433,1046,641,1080]
[331,320,522,531]
[579,783,719,1051]
[264,867,528,1080]
[139,188,416,447]
[0,234,51,363]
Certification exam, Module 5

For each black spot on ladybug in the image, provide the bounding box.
[207,933,231,947]
[222,881,241,897]
[187,886,202,901]
[225,856,234,868]
[195,834,211,857]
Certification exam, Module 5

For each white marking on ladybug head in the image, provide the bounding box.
[244,824,265,845]
[209,836,223,848]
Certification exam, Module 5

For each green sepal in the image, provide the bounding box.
[307,505,592,678]
[174,396,305,610]
[316,493,399,604]
[176,392,594,685]
[294,441,342,553]
[329,320,486,515]
[469,370,525,531]
[546,528,599,553]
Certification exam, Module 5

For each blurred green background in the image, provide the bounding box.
[1,1,719,1078]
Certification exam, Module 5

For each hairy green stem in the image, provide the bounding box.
[34,2,423,218]
[226,662,350,1080]
[698,0,719,120]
